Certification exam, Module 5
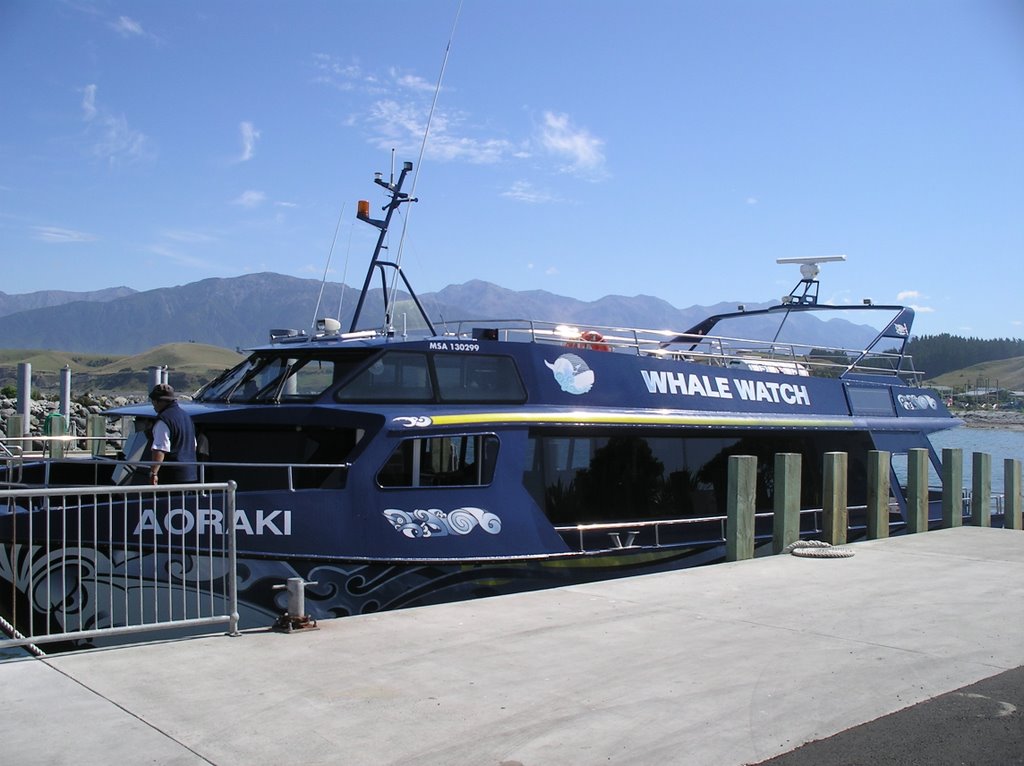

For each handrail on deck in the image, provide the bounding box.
[448,317,920,382]
[0,481,239,653]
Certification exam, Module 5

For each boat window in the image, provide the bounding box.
[195,351,375,403]
[198,425,361,489]
[197,357,261,401]
[524,429,876,525]
[846,385,895,416]
[378,434,499,488]
[434,354,526,402]
[336,352,433,402]
[233,356,337,402]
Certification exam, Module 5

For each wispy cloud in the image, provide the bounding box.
[110,16,144,38]
[367,100,511,164]
[314,56,514,165]
[147,244,216,270]
[746,197,759,205]
[897,289,934,313]
[232,190,266,207]
[313,58,605,187]
[80,83,152,164]
[33,226,96,243]
[502,180,560,204]
[390,67,437,93]
[81,84,97,120]
[238,121,260,162]
[160,229,217,244]
[311,54,372,92]
[539,112,606,179]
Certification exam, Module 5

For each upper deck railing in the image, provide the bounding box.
[444,317,922,383]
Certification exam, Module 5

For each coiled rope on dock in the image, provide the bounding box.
[782,540,855,558]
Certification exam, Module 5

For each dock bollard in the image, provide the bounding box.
[271,577,319,633]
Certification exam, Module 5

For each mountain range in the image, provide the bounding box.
[0,273,877,355]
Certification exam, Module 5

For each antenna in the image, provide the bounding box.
[384,0,463,316]
[311,203,347,329]
[777,254,846,305]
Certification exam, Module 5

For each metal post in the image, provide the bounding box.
[726,455,756,561]
[16,362,31,436]
[906,448,929,533]
[867,450,890,539]
[773,453,800,554]
[822,451,848,545]
[941,448,963,528]
[226,481,240,636]
[59,365,72,427]
[1004,458,1022,531]
[148,366,163,391]
[971,452,991,527]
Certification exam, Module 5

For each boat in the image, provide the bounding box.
[1,160,960,630]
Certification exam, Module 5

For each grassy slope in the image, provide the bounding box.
[0,344,244,395]
[925,356,1024,392]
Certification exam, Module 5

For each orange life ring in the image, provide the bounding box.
[567,330,611,352]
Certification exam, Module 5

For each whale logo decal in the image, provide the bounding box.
[545,353,595,395]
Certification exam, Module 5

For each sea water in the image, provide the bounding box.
[929,426,1024,494]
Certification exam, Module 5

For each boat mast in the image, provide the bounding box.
[771,255,846,343]
[348,161,436,336]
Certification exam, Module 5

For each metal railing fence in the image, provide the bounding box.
[0,481,237,653]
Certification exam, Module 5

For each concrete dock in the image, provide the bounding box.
[2,526,1022,765]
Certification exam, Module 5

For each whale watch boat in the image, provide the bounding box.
[2,161,958,625]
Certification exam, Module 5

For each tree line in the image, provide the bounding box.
[905,334,1024,378]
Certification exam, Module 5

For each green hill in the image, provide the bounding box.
[925,356,1024,392]
[0,343,244,396]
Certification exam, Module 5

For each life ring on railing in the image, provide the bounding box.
[566,330,611,352]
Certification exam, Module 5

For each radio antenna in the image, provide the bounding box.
[385,0,464,316]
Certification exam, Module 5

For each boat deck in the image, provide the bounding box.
[2,526,1022,766]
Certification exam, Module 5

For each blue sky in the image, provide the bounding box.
[2,1,1022,339]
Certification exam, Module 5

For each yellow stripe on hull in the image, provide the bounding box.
[424,410,851,429]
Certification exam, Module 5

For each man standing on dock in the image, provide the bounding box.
[147,384,197,485]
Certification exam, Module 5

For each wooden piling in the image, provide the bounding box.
[906,448,929,533]
[726,455,756,562]
[941,448,963,528]
[1005,458,1022,531]
[866,450,890,539]
[971,452,991,527]
[773,453,801,554]
[822,452,848,545]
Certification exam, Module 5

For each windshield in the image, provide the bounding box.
[195,350,376,403]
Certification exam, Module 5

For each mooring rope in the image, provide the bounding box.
[0,613,45,658]
[782,539,856,558]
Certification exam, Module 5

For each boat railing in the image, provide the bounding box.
[0,433,122,460]
[449,318,921,382]
[0,445,25,487]
[8,455,351,493]
[0,481,239,654]
[553,502,914,554]
[962,488,1004,516]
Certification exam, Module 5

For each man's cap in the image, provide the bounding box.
[149,383,177,402]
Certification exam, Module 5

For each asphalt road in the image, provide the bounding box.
[752,666,1024,766]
